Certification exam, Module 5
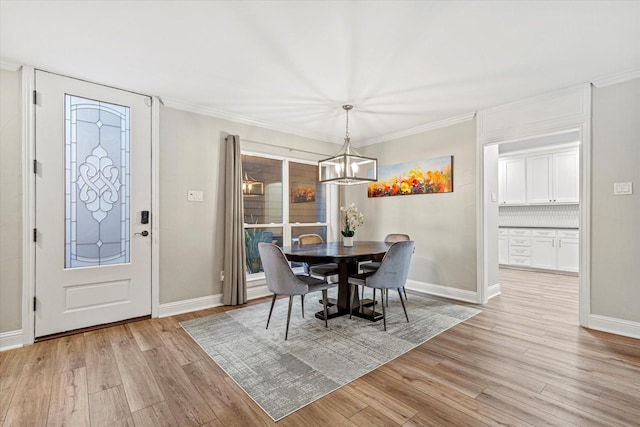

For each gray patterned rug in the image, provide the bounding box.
[180,290,481,421]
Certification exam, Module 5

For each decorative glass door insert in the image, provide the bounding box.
[65,94,130,268]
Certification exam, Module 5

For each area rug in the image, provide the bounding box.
[180,290,481,421]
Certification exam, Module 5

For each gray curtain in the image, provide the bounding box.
[223,134,247,305]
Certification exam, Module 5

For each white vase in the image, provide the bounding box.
[343,236,354,247]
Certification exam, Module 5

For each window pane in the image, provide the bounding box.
[289,162,326,223]
[291,226,328,246]
[242,155,282,224]
[65,94,129,268]
[245,227,282,274]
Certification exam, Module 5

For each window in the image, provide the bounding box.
[242,153,334,278]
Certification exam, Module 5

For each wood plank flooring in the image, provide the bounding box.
[2,268,639,426]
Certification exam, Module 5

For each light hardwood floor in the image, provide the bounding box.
[2,269,639,426]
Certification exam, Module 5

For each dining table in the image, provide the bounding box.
[282,240,392,322]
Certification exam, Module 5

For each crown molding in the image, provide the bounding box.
[0,60,22,71]
[359,112,477,147]
[161,97,333,144]
[591,67,640,88]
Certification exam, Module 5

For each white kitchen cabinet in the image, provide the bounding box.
[501,228,579,272]
[556,229,579,272]
[526,155,553,203]
[499,158,526,204]
[498,229,509,264]
[531,230,557,269]
[553,150,579,203]
[525,148,579,204]
[508,229,531,266]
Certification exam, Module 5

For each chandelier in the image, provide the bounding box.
[242,157,264,196]
[318,105,377,185]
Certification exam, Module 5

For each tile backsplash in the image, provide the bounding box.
[499,204,579,228]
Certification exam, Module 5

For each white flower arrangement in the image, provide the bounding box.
[340,203,364,237]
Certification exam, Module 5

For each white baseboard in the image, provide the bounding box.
[0,329,23,352]
[588,314,640,340]
[158,285,272,318]
[158,294,224,318]
[247,284,271,300]
[488,283,502,300]
[405,280,480,304]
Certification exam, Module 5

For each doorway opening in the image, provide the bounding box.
[482,128,587,324]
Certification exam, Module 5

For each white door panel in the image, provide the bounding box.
[35,71,152,337]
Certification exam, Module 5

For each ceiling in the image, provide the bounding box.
[2,1,639,147]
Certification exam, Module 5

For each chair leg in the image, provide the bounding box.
[322,289,328,328]
[381,288,387,331]
[285,296,293,340]
[403,286,408,300]
[266,294,277,329]
[385,289,389,307]
[372,289,376,309]
[398,288,409,323]
[300,295,305,318]
[349,284,354,319]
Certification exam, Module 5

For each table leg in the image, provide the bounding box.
[314,261,383,322]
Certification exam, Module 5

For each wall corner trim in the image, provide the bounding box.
[587,314,640,340]
[0,60,21,71]
[590,68,640,88]
[0,330,23,352]
[161,97,330,143]
[361,112,476,147]
[406,280,481,304]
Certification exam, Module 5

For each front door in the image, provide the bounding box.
[34,70,152,337]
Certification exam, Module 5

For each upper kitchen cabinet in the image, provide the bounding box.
[500,146,579,205]
[526,148,579,204]
[498,157,526,204]
[552,149,579,203]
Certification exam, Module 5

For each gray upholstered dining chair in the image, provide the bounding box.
[297,234,340,281]
[360,233,411,303]
[258,242,336,340]
[348,240,415,331]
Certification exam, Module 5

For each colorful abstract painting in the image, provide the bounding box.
[368,155,453,198]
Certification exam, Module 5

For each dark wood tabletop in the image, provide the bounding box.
[282,240,391,264]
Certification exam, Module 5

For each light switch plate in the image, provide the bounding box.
[187,190,203,202]
[613,182,633,195]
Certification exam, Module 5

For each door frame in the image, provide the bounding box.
[476,84,591,328]
[21,66,160,345]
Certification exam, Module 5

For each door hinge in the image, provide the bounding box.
[33,297,37,311]
[33,90,37,105]
[33,228,37,242]
[33,159,38,174]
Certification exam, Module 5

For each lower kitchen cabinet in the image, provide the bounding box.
[501,227,579,272]
[498,232,509,265]
[531,236,556,270]
[556,236,579,272]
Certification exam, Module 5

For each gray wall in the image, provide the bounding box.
[0,69,22,333]
[159,105,338,304]
[591,78,640,323]
[346,119,478,292]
